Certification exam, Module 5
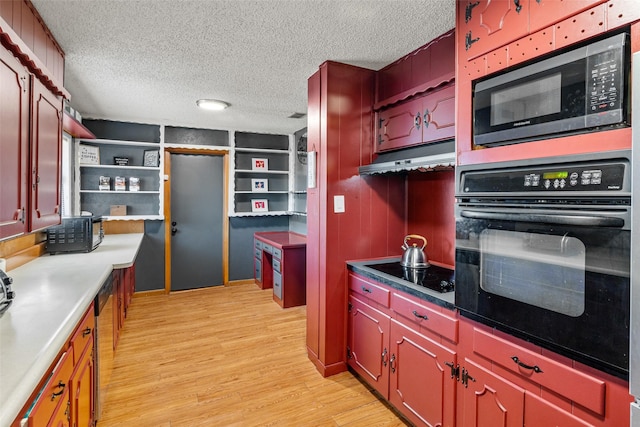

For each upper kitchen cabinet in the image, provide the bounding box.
[233,132,292,216]
[30,76,63,231]
[0,46,30,239]
[374,30,455,154]
[0,0,67,97]
[376,84,455,153]
[376,29,455,107]
[0,44,62,239]
[459,0,529,61]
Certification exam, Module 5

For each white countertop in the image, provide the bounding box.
[0,233,143,427]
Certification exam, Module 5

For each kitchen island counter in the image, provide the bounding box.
[0,233,143,427]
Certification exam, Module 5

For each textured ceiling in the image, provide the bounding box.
[31,0,455,135]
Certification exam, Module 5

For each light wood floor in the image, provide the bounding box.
[99,283,410,427]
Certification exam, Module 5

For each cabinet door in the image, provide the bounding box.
[47,396,71,427]
[389,320,456,427]
[422,84,456,145]
[524,392,591,427]
[70,343,94,427]
[376,96,423,153]
[30,78,62,231]
[460,0,529,61]
[460,358,524,427]
[347,295,391,397]
[0,47,29,239]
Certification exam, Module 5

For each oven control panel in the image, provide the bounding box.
[461,161,626,193]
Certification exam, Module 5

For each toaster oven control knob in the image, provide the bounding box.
[1,275,12,286]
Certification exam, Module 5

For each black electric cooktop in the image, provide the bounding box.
[366,262,455,293]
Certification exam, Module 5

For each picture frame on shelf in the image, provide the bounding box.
[115,176,126,191]
[251,199,269,212]
[99,176,111,191]
[78,144,100,165]
[114,156,129,166]
[129,177,140,192]
[143,150,160,167]
[252,158,268,171]
[251,178,268,192]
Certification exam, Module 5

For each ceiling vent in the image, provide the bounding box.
[288,112,306,119]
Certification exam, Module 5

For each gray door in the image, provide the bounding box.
[170,153,224,290]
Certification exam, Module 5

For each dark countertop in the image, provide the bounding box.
[347,257,456,310]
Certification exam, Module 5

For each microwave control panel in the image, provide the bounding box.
[461,161,626,193]
[587,46,623,115]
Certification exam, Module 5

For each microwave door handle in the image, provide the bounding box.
[459,210,624,227]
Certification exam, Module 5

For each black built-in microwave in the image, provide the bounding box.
[473,31,630,147]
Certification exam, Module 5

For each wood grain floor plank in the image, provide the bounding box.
[98,284,409,426]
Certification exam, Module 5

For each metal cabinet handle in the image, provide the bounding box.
[513,0,522,13]
[465,1,479,22]
[82,327,92,337]
[382,348,388,367]
[51,381,66,400]
[511,356,543,373]
[412,310,428,320]
[465,31,480,50]
[361,286,372,293]
[390,354,396,373]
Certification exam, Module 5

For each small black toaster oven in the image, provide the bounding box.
[46,216,104,254]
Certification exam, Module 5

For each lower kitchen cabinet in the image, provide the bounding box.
[18,303,95,427]
[347,272,457,427]
[457,317,632,427]
[346,269,631,427]
[458,357,525,427]
[389,319,456,427]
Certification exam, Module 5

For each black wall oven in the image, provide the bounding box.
[455,151,631,379]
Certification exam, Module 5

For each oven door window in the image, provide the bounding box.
[479,229,585,317]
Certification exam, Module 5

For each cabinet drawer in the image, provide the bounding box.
[273,259,281,273]
[70,304,95,364]
[28,350,74,427]
[263,244,273,254]
[273,271,282,299]
[255,240,262,250]
[254,247,261,259]
[348,273,390,308]
[472,327,606,415]
[273,248,282,259]
[391,292,458,343]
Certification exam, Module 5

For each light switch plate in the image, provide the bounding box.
[334,195,345,213]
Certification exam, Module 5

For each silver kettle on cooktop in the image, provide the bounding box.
[400,234,430,269]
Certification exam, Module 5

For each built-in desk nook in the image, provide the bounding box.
[254,231,307,308]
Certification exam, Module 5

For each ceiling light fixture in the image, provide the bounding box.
[196,99,230,111]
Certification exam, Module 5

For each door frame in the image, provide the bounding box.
[163,148,230,293]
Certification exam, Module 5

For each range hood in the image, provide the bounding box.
[359,140,455,175]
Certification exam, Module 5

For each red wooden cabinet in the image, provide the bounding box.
[459,0,529,61]
[347,295,391,397]
[389,319,456,427]
[459,357,525,427]
[376,84,455,153]
[69,309,95,427]
[29,77,62,231]
[347,272,458,427]
[529,0,607,33]
[0,46,29,239]
[457,317,632,427]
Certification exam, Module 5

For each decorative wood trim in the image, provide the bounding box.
[227,279,256,286]
[103,220,144,235]
[0,15,69,98]
[6,242,46,270]
[62,111,95,139]
[163,151,171,294]
[132,289,166,298]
